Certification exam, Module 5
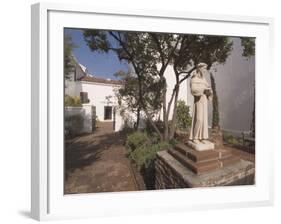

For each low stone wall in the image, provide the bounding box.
[155,151,188,189]
[155,150,255,189]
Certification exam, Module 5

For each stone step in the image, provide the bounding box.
[220,155,241,167]
[169,147,240,175]
[216,148,233,160]
[174,143,219,163]
[168,149,221,174]
[175,143,233,163]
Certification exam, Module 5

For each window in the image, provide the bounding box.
[80,92,89,104]
[104,106,112,120]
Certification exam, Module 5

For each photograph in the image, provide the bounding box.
[63,28,256,194]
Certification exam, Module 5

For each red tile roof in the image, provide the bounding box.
[78,75,123,85]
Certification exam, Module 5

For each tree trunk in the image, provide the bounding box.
[143,107,163,140]
[136,72,143,130]
[163,90,169,140]
[162,80,169,141]
[136,106,141,129]
[250,86,255,138]
[169,84,180,140]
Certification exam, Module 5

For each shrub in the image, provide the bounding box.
[125,131,171,189]
[126,131,170,168]
[125,131,149,152]
[129,141,170,169]
[65,95,82,107]
[176,100,192,131]
[169,138,179,147]
[223,132,242,146]
[65,114,84,137]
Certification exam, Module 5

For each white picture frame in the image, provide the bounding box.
[31,2,274,221]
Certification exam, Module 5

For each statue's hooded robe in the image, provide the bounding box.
[189,71,211,140]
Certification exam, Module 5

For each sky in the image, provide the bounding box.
[65,29,255,132]
[65,28,129,79]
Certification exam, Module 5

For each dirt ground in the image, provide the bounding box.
[64,131,145,194]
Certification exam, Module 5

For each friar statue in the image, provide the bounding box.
[189,63,213,145]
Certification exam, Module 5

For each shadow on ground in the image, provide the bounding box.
[64,131,142,194]
[65,132,125,181]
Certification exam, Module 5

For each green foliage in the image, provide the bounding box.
[168,138,179,147]
[115,71,163,129]
[240,37,255,58]
[115,69,164,130]
[176,100,192,131]
[223,132,242,146]
[210,73,220,128]
[129,141,170,169]
[173,35,233,71]
[65,114,84,138]
[125,131,150,152]
[65,95,82,107]
[125,131,170,169]
[64,34,77,80]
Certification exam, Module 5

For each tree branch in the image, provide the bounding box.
[179,66,197,84]
[150,33,165,66]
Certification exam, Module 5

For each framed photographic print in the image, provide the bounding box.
[31,2,274,221]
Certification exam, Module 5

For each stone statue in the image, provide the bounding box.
[188,63,214,151]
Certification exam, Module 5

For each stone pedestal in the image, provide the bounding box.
[155,150,255,189]
[187,140,214,151]
[168,143,239,174]
[168,144,240,174]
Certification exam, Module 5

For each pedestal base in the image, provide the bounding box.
[155,150,255,189]
[187,140,214,151]
[168,143,239,174]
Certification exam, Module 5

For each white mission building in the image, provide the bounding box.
[65,60,190,134]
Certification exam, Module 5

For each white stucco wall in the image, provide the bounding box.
[66,80,125,132]
[65,64,192,132]
[78,81,121,122]
[160,65,190,120]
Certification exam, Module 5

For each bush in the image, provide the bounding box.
[125,131,171,189]
[169,138,179,147]
[223,132,242,146]
[176,100,192,131]
[129,141,170,169]
[125,131,149,152]
[65,95,82,107]
[125,131,170,168]
[65,114,84,138]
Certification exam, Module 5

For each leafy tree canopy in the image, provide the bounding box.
[240,37,255,58]
[64,34,77,80]
[83,30,254,139]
